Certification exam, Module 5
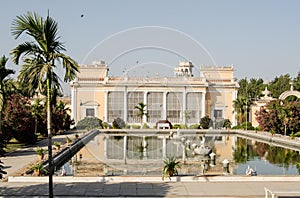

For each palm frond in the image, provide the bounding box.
[11,12,43,40]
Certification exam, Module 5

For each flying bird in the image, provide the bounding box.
[81,14,84,18]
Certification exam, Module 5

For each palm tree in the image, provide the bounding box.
[233,96,249,125]
[0,55,15,132]
[10,12,78,197]
[134,102,147,127]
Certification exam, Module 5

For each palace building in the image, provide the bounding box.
[70,61,239,127]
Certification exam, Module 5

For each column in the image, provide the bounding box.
[232,89,238,126]
[163,137,167,158]
[143,91,148,123]
[163,91,167,120]
[183,88,187,124]
[104,91,108,123]
[201,91,206,118]
[71,83,77,124]
[123,135,127,164]
[124,87,128,123]
[104,135,108,159]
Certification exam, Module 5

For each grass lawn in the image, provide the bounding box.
[4,136,46,153]
[4,138,27,153]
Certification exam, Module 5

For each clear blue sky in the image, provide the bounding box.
[1,0,300,94]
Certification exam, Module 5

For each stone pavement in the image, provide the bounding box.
[1,180,300,197]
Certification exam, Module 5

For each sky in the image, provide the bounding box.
[1,0,300,95]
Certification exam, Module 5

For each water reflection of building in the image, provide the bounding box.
[71,61,239,126]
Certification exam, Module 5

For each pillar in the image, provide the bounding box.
[143,91,148,123]
[124,87,128,123]
[104,135,108,159]
[71,82,77,124]
[163,91,167,120]
[201,91,206,118]
[183,88,187,124]
[163,137,167,158]
[123,135,127,164]
[104,91,108,123]
[232,89,238,126]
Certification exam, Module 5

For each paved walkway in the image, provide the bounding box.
[1,180,300,197]
[0,130,78,178]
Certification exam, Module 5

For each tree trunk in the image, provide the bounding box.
[47,77,53,198]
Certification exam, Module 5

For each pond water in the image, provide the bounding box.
[58,132,300,176]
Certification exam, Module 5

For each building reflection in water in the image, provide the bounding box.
[61,133,300,176]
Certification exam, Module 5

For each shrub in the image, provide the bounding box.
[189,124,200,129]
[199,116,212,129]
[223,119,232,128]
[142,123,149,129]
[131,125,140,129]
[102,122,109,129]
[231,125,243,130]
[241,122,255,130]
[112,117,126,129]
[173,124,180,129]
[216,119,232,129]
[180,124,188,129]
[76,117,103,130]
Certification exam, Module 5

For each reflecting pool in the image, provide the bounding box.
[59,131,300,176]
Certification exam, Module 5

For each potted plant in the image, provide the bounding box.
[31,162,45,176]
[35,147,45,160]
[162,156,181,180]
[65,136,72,144]
[53,142,61,150]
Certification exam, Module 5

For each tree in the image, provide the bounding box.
[293,72,300,91]
[2,93,36,143]
[255,100,300,135]
[134,102,147,127]
[247,78,265,99]
[268,74,291,98]
[0,55,15,155]
[0,55,15,131]
[237,78,265,99]
[52,101,73,133]
[11,12,79,197]
[233,96,249,125]
[31,98,47,136]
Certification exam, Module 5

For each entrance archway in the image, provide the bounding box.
[279,91,300,100]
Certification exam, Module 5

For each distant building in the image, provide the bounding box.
[70,61,239,127]
[250,83,300,127]
[250,87,275,127]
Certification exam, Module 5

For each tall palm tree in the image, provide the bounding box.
[10,12,78,197]
[0,55,15,131]
[233,96,249,125]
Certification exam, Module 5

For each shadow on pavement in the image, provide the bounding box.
[0,182,171,197]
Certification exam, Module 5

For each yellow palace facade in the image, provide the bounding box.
[70,61,239,127]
